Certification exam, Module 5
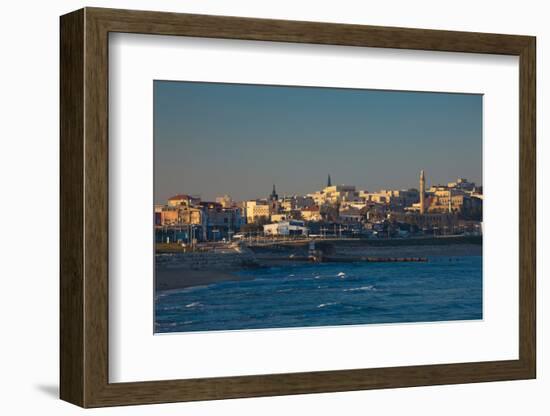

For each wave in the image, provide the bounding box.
[185,302,202,308]
[317,302,339,308]
[343,285,376,292]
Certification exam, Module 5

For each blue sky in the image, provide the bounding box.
[154,81,482,203]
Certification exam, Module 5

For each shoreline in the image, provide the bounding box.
[155,241,482,291]
[155,267,252,292]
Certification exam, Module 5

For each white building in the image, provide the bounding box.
[263,220,309,236]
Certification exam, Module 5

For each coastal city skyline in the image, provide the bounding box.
[154,80,483,334]
[157,171,482,205]
[155,168,483,245]
[154,81,482,204]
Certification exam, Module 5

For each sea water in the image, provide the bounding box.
[155,256,482,333]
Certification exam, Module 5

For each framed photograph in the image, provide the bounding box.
[60,7,536,408]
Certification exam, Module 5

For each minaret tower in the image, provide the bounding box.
[327,174,332,187]
[419,170,426,214]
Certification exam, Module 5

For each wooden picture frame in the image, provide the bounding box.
[60,7,536,408]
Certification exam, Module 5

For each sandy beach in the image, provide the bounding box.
[155,267,252,291]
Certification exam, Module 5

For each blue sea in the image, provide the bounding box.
[155,256,482,333]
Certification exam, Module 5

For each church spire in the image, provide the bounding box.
[327,174,332,187]
[270,184,278,201]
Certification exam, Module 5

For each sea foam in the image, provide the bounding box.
[317,302,338,308]
[343,285,376,292]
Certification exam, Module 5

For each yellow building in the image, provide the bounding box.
[309,184,359,205]
[215,194,233,208]
[270,213,289,223]
[167,194,200,207]
[159,208,179,225]
[178,206,204,225]
[245,200,270,223]
[300,206,322,221]
[428,189,469,214]
[362,192,390,204]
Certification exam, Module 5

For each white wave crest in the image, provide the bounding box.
[317,302,338,308]
[343,285,376,292]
